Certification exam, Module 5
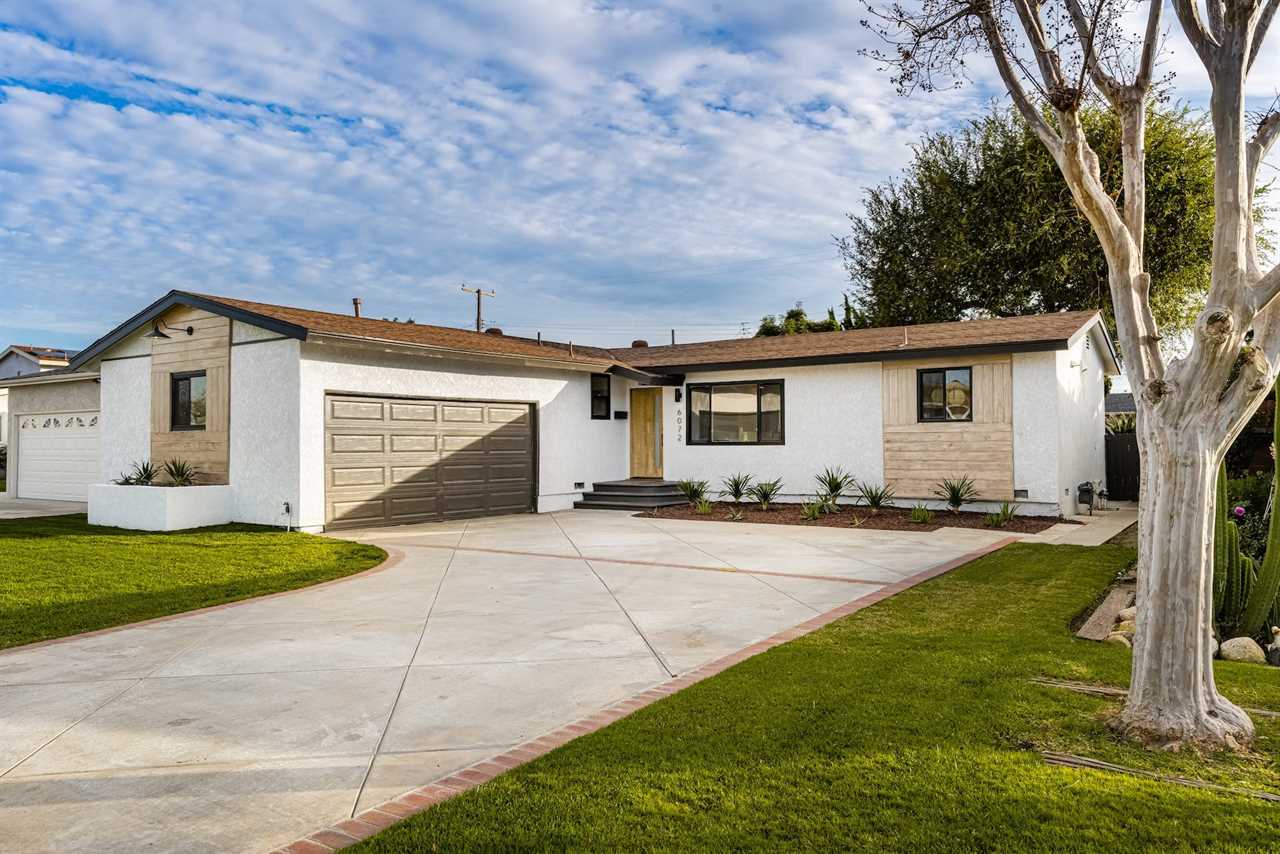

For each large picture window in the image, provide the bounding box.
[917,367,972,422]
[687,380,784,445]
[171,370,208,431]
[590,374,611,420]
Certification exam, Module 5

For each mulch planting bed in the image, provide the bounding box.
[642,502,1072,534]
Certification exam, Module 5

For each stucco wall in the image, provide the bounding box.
[0,351,40,380]
[659,362,884,502]
[230,338,302,525]
[100,358,151,483]
[296,343,628,529]
[8,379,101,415]
[1011,351,1060,507]
[1055,330,1107,514]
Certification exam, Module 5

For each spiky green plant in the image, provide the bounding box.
[118,460,159,486]
[815,467,855,511]
[983,501,1018,528]
[728,507,745,522]
[1105,412,1137,434]
[720,472,754,504]
[909,503,933,524]
[677,479,710,506]
[162,458,197,487]
[856,481,896,512]
[694,497,714,515]
[933,476,978,513]
[1213,385,1280,640]
[800,501,824,521]
[747,478,783,511]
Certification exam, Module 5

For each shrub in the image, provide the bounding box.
[983,500,1017,528]
[855,480,896,511]
[800,500,824,521]
[728,507,745,522]
[747,478,783,511]
[814,466,855,510]
[695,497,714,515]
[720,472,754,504]
[933,476,978,512]
[1105,412,1136,434]
[162,458,198,487]
[677,479,710,506]
[115,460,159,486]
[909,503,933,524]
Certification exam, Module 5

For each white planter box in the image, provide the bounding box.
[88,483,234,531]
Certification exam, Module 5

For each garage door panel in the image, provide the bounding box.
[324,395,535,529]
[17,410,101,502]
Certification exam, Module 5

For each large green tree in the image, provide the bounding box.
[837,106,1218,335]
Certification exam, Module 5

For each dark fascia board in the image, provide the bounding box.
[606,363,684,385]
[68,290,308,371]
[630,339,1069,376]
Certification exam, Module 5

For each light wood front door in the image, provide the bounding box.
[629,388,663,478]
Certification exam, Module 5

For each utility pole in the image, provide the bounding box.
[460,284,496,332]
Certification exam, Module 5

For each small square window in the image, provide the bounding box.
[918,367,972,422]
[171,371,208,430]
[590,374,611,420]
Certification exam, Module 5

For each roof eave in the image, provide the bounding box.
[68,290,309,371]
[0,369,100,389]
[629,338,1074,375]
[305,331,617,373]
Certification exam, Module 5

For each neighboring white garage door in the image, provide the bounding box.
[16,411,101,501]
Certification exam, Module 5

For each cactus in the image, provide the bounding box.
[1213,377,1280,639]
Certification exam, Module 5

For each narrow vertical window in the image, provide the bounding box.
[590,374,611,420]
[171,371,208,430]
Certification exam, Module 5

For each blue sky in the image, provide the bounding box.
[0,2,1276,350]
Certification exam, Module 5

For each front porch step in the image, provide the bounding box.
[574,478,687,511]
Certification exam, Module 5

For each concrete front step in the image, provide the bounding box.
[575,479,687,510]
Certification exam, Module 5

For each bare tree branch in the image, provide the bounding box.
[1009,0,1073,103]
[1064,0,1124,101]
[1135,0,1165,89]
[976,9,1064,154]
[1254,0,1279,71]
[1171,0,1221,65]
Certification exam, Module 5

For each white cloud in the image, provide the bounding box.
[0,1,1273,348]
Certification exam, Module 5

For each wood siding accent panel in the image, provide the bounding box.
[881,355,1014,501]
[149,306,231,484]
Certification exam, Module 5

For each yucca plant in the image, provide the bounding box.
[983,501,1017,528]
[720,472,753,504]
[933,476,978,513]
[694,497,714,515]
[1105,412,1137,434]
[800,501,824,521]
[728,507,745,522]
[909,503,933,524]
[814,466,855,511]
[747,478,783,511]
[162,458,198,486]
[677,479,709,506]
[856,480,896,512]
[119,460,159,486]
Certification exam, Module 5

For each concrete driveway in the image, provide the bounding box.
[0,498,87,519]
[0,510,1006,853]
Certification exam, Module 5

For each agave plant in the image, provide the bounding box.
[677,479,710,506]
[117,460,159,486]
[162,458,198,487]
[719,472,754,504]
[933,476,978,513]
[814,466,855,511]
[909,503,933,524]
[728,507,745,522]
[747,478,783,511]
[800,500,824,521]
[694,497,714,515]
[983,501,1017,528]
[855,480,896,512]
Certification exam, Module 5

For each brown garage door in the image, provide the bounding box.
[324,394,535,529]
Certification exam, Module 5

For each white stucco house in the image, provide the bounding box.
[0,291,1118,530]
[0,344,78,475]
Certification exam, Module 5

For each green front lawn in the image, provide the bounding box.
[356,543,1280,851]
[0,515,385,649]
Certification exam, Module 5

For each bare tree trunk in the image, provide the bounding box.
[1117,415,1255,748]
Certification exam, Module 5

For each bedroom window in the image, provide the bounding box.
[918,367,972,422]
[687,380,784,445]
[590,374,611,419]
[171,370,208,431]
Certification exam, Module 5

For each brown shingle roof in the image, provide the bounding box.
[611,310,1104,370]
[194,293,622,369]
[8,344,76,363]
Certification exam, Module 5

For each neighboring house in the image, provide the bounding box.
[0,344,78,470]
[0,291,1118,522]
[1105,392,1136,415]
